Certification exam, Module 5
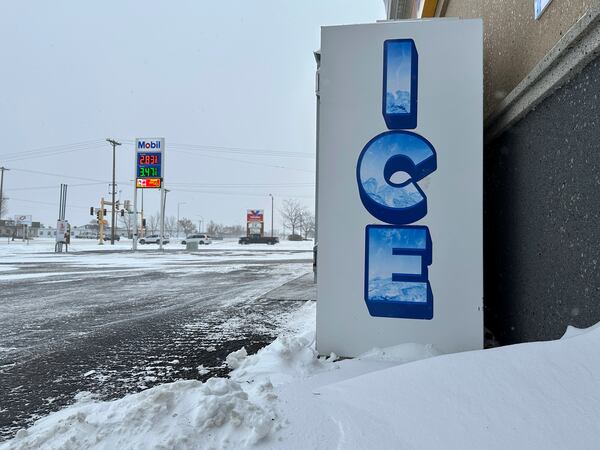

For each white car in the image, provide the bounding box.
[181,234,211,245]
[139,234,169,245]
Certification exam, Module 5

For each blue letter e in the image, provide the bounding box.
[364,225,433,320]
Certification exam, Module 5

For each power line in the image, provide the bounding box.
[168,182,314,187]
[8,167,128,184]
[169,149,315,173]
[0,140,105,161]
[169,188,315,199]
[1,145,106,163]
[8,197,91,210]
[7,182,107,191]
[119,139,314,159]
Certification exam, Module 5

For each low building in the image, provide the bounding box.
[0,219,41,238]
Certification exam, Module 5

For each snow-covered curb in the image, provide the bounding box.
[3,301,600,449]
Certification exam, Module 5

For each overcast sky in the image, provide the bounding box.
[0,1,384,231]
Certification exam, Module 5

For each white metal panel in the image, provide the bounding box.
[316,19,483,357]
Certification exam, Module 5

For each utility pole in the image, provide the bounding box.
[106,139,122,245]
[269,193,274,237]
[0,166,9,219]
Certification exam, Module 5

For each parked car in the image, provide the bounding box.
[102,235,121,241]
[139,234,169,245]
[181,234,211,245]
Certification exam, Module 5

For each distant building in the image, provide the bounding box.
[0,219,41,238]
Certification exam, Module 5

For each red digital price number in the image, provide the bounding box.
[138,154,159,165]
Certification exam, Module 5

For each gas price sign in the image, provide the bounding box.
[135,138,164,189]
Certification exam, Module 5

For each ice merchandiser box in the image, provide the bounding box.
[316,19,483,357]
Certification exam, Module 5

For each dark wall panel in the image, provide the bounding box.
[485,58,600,345]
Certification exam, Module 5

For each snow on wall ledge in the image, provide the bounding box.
[2,301,600,449]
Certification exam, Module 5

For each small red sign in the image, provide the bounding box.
[136,178,162,189]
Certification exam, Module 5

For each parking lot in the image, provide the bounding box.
[0,239,313,440]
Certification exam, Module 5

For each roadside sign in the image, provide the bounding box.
[135,138,164,189]
[15,215,32,225]
[247,210,264,222]
[136,178,162,189]
[56,220,67,243]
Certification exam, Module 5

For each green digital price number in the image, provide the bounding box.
[139,167,159,177]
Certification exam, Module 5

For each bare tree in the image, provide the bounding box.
[222,224,245,237]
[165,215,177,237]
[178,217,196,236]
[118,212,133,238]
[299,211,315,239]
[280,199,306,237]
[147,213,160,234]
[206,220,223,237]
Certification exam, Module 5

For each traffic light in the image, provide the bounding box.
[120,209,125,217]
[103,209,107,216]
[90,207,94,216]
[142,218,146,228]
[96,211,100,220]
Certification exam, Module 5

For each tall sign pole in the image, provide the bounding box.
[134,138,165,251]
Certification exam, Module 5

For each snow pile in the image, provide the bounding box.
[1,378,278,450]
[273,321,600,449]
[4,298,600,449]
[358,342,440,363]
[229,331,332,387]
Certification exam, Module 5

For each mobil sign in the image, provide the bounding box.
[316,20,483,357]
[137,139,163,150]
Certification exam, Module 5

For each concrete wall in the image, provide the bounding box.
[442,0,593,116]
[484,55,600,344]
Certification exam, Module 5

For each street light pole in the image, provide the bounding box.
[269,193,274,237]
[106,139,121,245]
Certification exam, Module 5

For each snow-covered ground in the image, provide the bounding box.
[0,239,314,442]
[3,301,600,449]
[0,237,312,256]
[0,238,313,281]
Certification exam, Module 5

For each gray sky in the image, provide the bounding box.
[0,1,384,231]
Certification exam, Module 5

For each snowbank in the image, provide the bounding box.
[3,302,600,449]
[3,379,276,449]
